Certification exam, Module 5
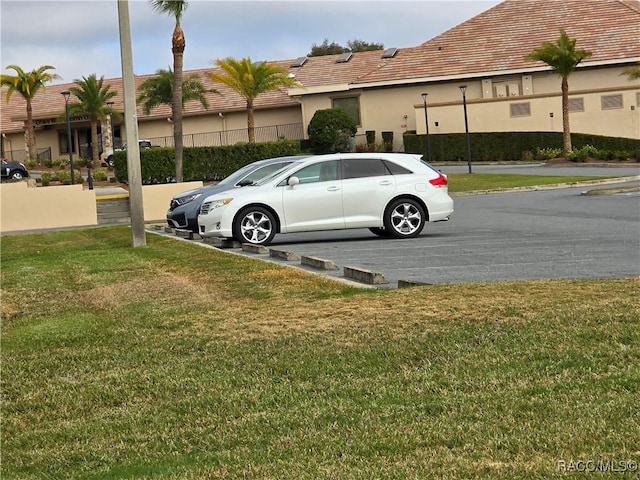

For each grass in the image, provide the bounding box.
[2,227,639,479]
[446,173,618,193]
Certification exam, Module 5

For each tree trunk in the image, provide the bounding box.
[25,98,36,162]
[172,22,185,182]
[91,118,99,164]
[247,99,255,143]
[561,76,571,157]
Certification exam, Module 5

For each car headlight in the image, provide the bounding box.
[200,198,233,215]
[173,192,202,206]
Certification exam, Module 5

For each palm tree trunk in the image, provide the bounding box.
[26,98,36,161]
[247,100,255,143]
[91,119,99,164]
[561,76,571,157]
[172,23,185,182]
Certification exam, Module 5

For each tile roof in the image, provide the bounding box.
[2,0,638,133]
[353,0,640,85]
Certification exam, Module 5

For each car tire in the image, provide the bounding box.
[369,227,392,237]
[9,170,25,181]
[383,198,426,239]
[233,206,277,245]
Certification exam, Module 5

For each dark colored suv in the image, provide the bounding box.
[1,158,29,181]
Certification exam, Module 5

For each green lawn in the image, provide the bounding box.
[2,227,638,479]
[446,173,617,193]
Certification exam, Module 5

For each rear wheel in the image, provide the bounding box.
[233,206,277,245]
[383,198,426,238]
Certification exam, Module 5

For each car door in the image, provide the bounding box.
[280,159,345,232]
[340,157,397,228]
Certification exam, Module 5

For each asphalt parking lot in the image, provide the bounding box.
[156,164,640,288]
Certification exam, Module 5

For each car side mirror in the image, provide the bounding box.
[288,176,300,186]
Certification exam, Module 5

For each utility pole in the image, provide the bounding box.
[117,0,146,246]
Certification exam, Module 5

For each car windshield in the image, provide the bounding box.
[254,162,302,186]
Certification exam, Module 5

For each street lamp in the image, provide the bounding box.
[421,93,432,163]
[61,91,75,184]
[459,85,472,174]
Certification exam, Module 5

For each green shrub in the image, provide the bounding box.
[307,109,357,154]
[42,158,53,168]
[52,157,67,168]
[381,131,394,152]
[403,132,640,162]
[113,140,302,184]
[535,147,562,160]
[25,159,37,169]
[365,130,376,146]
[40,172,52,186]
[55,170,83,185]
[92,168,108,181]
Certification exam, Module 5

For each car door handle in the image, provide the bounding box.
[327,186,340,192]
[379,180,393,185]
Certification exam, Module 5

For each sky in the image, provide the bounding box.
[1,0,501,85]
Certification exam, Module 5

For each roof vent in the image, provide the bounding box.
[291,56,307,68]
[336,52,353,63]
[381,48,398,59]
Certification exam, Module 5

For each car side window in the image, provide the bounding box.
[285,160,339,185]
[342,158,388,179]
[383,160,413,175]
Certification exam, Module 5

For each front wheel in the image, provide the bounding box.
[383,198,426,238]
[9,170,25,181]
[233,206,277,245]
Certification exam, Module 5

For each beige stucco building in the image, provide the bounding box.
[1,0,638,162]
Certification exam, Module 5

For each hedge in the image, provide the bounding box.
[113,140,302,184]
[403,131,640,162]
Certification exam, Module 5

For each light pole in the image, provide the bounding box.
[459,85,472,174]
[61,91,75,184]
[421,93,432,163]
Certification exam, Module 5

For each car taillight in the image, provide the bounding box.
[429,173,448,187]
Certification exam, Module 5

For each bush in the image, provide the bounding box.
[52,157,67,168]
[307,109,357,154]
[40,172,52,186]
[402,131,640,162]
[113,140,302,184]
[381,131,394,152]
[92,168,108,181]
[55,170,83,185]
[535,147,562,160]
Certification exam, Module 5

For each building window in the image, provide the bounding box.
[601,94,623,110]
[332,96,361,126]
[58,131,75,154]
[510,102,531,117]
[569,98,584,112]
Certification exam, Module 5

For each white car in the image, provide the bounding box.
[198,153,454,245]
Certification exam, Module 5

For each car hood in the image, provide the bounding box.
[173,182,241,200]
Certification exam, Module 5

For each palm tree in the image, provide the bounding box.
[621,63,640,81]
[151,0,188,182]
[525,30,592,157]
[1,65,60,161]
[68,74,117,164]
[136,68,213,115]
[209,57,299,143]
